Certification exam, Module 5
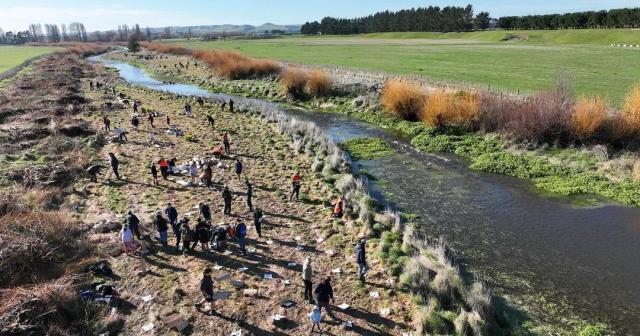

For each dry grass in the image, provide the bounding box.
[622,85,640,137]
[419,91,479,128]
[0,275,94,335]
[64,43,111,57]
[381,79,425,121]
[306,69,332,97]
[571,96,608,140]
[279,67,307,98]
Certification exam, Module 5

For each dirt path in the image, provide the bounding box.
[81,63,414,335]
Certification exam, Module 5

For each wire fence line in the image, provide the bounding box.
[282,61,536,100]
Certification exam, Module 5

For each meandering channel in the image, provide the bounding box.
[91,53,640,333]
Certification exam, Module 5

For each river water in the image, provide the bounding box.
[91,54,640,334]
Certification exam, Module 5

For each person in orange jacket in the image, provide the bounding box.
[290,172,301,201]
[333,197,344,218]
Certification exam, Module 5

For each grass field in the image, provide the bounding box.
[174,30,640,106]
[0,46,58,73]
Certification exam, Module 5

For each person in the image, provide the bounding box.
[211,225,227,251]
[103,116,111,132]
[245,180,253,212]
[197,97,204,107]
[203,164,212,188]
[131,115,140,129]
[133,101,138,113]
[302,256,313,303]
[355,239,368,281]
[229,99,234,113]
[89,80,94,90]
[165,203,178,232]
[222,133,231,154]
[309,306,322,333]
[212,145,223,159]
[221,101,227,111]
[198,268,214,315]
[195,218,211,251]
[174,216,186,249]
[112,86,116,96]
[151,162,159,185]
[179,218,194,253]
[125,211,141,240]
[236,218,247,255]
[154,211,169,248]
[120,224,135,254]
[115,127,128,142]
[235,159,243,179]
[158,159,169,180]
[148,131,156,144]
[148,114,154,128]
[314,277,336,319]
[166,115,171,126]
[189,162,197,185]
[333,197,344,218]
[108,153,120,180]
[253,208,263,238]
[86,164,105,182]
[184,103,192,117]
[290,172,301,201]
[222,186,232,216]
[199,202,211,221]
[206,115,214,127]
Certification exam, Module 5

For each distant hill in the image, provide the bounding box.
[148,23,300,35]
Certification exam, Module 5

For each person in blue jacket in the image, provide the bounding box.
[236,218,247,255]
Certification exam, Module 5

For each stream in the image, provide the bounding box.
[91,54,640,334]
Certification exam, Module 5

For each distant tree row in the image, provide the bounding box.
[0,22,156,45]
[498,8,640,29]
[301,5,491,35]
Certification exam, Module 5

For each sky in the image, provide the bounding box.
[0,0,638,32]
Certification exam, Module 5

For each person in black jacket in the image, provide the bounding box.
[199,202,211,221]
[108,153,120,180]
[222,186,232,216]
[355,239,368,281]
[245,179,253,212]
[314,277,336,319]
[195,218,211,251]
[153,211,169,248]
[125,211,141,240]
[164,203,178,236]
[197,268,214,315]
[253,208,263,238]
[235,159,243,179]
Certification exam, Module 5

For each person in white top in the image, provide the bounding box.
[309,306,321,333]
[120,224,135,254]
[189,162,197,185]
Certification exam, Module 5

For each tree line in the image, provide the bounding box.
[498,7,640,29]
[0,23,153,45]
[301,5,491,35]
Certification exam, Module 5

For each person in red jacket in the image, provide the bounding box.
[290,172,301,201]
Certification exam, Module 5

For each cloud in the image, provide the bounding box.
[0,5,205,31]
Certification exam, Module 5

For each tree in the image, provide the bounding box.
[146,26,152,42]
[474,12,491,30]
[127,35,140,54]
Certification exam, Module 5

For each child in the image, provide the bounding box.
[309,306,321,333]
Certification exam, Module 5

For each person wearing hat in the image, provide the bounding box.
[309,305,322,333]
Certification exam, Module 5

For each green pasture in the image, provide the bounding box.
[0,46,58,73]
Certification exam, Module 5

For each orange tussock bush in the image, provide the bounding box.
[420,91,479,128]
[381,79,425,120]
[306,69,332,97]
[570,96,608,139]
[622,85,640,136]
[143,42,193,56]
[279,67,307,98]
[192,49,280,79]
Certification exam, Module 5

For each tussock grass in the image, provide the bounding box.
[622,85,640,137]
[64,43,111,57]
[571,96,608,140]
[143,42,192,56]
[381,79,425,121]
[306,69,332,97]
[420,91,479,128]
[279,67,307,98]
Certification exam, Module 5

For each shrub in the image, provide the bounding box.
[381,79,425,121]
[579,324,608,336]
[420,91,451,127]
[279,67,307,98]
[571,96,608,140]
[306,69,332,97]
[143,42,192,56]
[420,91,479,129]
[476,91,518,132]
[622,85,640,137]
